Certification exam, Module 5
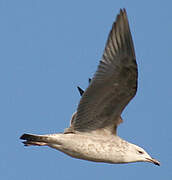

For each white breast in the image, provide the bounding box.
[48,133,128,164]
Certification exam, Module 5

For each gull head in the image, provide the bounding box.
[124,143,160,166]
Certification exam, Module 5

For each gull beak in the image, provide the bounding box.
[146,158,160,166]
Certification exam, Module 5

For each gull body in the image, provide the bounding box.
[21,133,158,165]
[20,9,160,166]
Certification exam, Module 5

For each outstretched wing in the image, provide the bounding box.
[73,9,137,134]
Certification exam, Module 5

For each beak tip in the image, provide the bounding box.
[154,161,160,166]
[146,158,160,166]
[152,158,160,166]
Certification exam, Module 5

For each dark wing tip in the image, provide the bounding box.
[105,8,135,59]
[77,86,84,96]
[88,78,91,83]
[120,8,126,14]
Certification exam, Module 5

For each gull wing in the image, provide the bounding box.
[73,9,137,134]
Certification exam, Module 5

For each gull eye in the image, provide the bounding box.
[138,150,144,154]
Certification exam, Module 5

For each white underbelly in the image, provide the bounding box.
[48,133,124,163]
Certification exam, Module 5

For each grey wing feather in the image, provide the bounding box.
[73,9,138,134]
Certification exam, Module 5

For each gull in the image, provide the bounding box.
[20,9,160,166]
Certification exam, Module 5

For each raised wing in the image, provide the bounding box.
[73,9,138,134]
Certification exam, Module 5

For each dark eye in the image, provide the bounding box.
[138,150,144,154]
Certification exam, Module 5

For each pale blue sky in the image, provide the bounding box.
[1,0,172,179]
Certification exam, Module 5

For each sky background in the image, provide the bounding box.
[1,0,172,179]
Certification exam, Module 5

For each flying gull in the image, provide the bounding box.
[20,9,160,166]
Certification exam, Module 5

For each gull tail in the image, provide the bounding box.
[20,133,48,146]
